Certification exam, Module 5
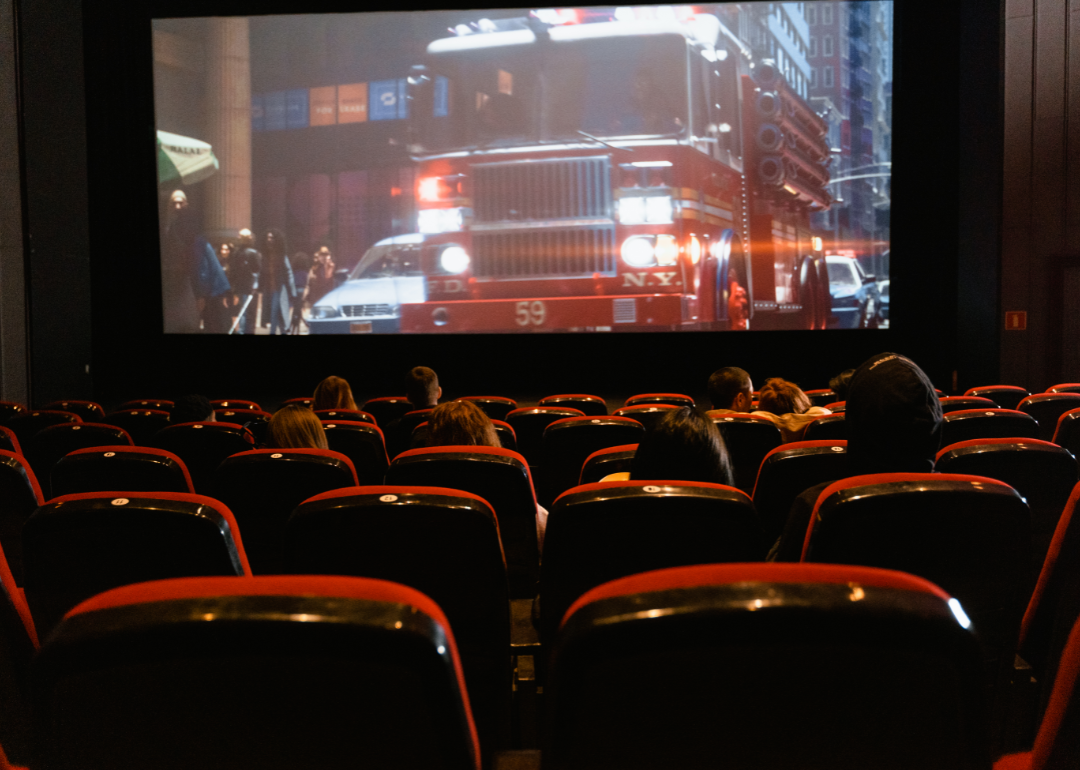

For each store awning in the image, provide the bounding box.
[157,130,219,185]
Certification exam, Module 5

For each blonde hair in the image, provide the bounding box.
[429,401,499,448]
[266,404,328,450]
[312,376,357,411]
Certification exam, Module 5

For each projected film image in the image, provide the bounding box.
[155,2,892,334]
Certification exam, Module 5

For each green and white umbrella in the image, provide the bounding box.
[157,130,219,186]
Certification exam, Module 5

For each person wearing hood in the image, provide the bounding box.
[768,351,944,561]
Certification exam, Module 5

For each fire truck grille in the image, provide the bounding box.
[473,226,617,279]
[473,157,613,222]
[342,304,395,318]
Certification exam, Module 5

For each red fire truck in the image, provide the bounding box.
[399,8,832,333]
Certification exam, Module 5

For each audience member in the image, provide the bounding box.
[753,378,831,443]
[429,401,499,447]
[171,394,214,425]
[706,367,754,415]
[769,352,943,560]
[265,404,328,450]
[312,376,357,412]
[829,368,856,402]
[621,407,734,486]
[405,366,441,408]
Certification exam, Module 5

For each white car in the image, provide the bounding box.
[307,235,429,334]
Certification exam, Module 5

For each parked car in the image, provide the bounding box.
[878,278,890,323]
[825,255,882,329]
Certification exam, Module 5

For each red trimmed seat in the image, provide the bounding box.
[40,401,104,423]
[27,423,132,498]
[99,408,170,446]
[942,408,1040,445]
[0,427,18,457]
[538,394,607,416]
[0,403,26,427]
[539,480,762,645]
[23,491,251,639]
[314,408,375,425]
[624,392,694,408]
[385,408,435,460]
[751,439,849,544]
[824,400,847,412]
[151,422,256,495]
[360,396,413,426]
[546,563,988,770]
[456,396,518,422]
[1021,394,1080,441]
[804,388,837,408]
[213,408,271,445]
[321,420,389,485]
[212,448,357,574]
[32,575,481,770]
[209,399,261,412]
[540,416,646,506]
[710,413,784,493]
[611,404,681,432]
[579,444,638,485]
[801,473,1031,677]
[285,486,510,763]
[1047,383,1080,395]
[0,538,36,766]
[280,397,313,408]
[386,446,539,598]
[966,385,1031,411]
[504,406,585,468]
[0,451,43,586]
[117,398,173,414]
[939,395,999,414]
[51,446,194,498]
[1051,407,1080,457]
[5,411,80,452]
[803,412,847,440]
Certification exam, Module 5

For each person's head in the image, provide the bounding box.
[218,242,233,260]
[292,251,311,273]
[314,245,333,264]
[265,228,287,256]
[172,394,214,425]
[756,378,811,416]
[845,352,943,475]
[829,369,856,402]
[405,366,441,408]
[429,401,499,448]
[266,404,328,450]
[312,375,357,411]
[169,190,188,211]
[707,367,754,412]
[629,407,733,486]
[238,228,254,246]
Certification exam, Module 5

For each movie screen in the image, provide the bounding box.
[154,2,893,334]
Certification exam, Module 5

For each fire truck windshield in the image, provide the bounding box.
[415,32,688,152]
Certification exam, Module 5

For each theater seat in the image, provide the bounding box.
[5,411,80,452]
[966,385,1031,411]
[804,388,836,408]
[22,491,251,639]
[212,448,357,574]
[99,409,170,446]
[752,439,848,545]
[539,481,762,645]
[0,428,18,456]
[213,409,271,445]
[0,403,26,427]
[545,563,988,770]
[321,420,389,485]
[1047,383,1080,395]
[538,394,607,416]
[457,396,517,421]
[803,412,848,440]
[0,538,36,766]
[280,397,313,408]
[41,401,104,423]
[51,446,194,498]
[1051,408,1080,459]
[939,396,999,414]
[31,575,481,770]
[314,408,375,425]
[579,444,638,485]
[209,399,261,412]
[504,406,585,469]
[385,408,434,461]
[942,409,1040,445]
[117,399,173,414]
[360,396,413,426]
[27,423,133,498]
[611,404,680,432]
[1021,394,1080,441]
[710,413,784,493]
[0,451,43,586]
[151,422,256,495]
[540,417,645,507]
[624,393,694,408]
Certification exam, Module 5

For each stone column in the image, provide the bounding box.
[204,17,251,241]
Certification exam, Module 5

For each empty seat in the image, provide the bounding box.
[51,446,194,497]
[99,408,170,445]
[456,396,517,421]
[545,563,989,770]
[41,401,104,423]
[5,411,80,451]
[935,439,1079,581]
[386,446,539,598]
[27,423,132,498]
[939,395,999,414]
[611,404,681,432]
[0,537,37,766]
[624,393,694,408]
[538,394,607,416]
[214,408,271,445]
[212,448,357,574]
[1021,394,1080,441]
[151,422,256,495]
[314,408,375,425]
[1047,383,1080,395]
[504,407,585,468]
[710,413,784,493]
[23,491,251,639]
[321,420,389,485]
[117,398,173,414]
[803,412,848,440]
[280,397,313,408]
[360,396,413,426]
[285,486,510,762]
[539,481,762,644]
[824,400,847,412]
[0,403,26,427]
[966,385,1031,411]
[0,451,43,585]
[801,473,1031,675]
[31,575,481,770]
[385,408,435,461]
[579,444,638,485]
[0,427,19,456]
[1051,407,1080,458]
[491,420,516,451]
[540,417,646,506]
[752,440,848,545]
[942,409,1040,445]
[209,399,261,412]
[804,388,837,408]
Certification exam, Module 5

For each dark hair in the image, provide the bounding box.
[266,404,328,450]
[264,228,287,257]
[757,378,811,415]
[829,369,856,402]
[429,401,499,447]
[405,366,440,407]
[172,394,214,425]
[629,407,733,486]
[313,375,357,411]
[707,367,752,409]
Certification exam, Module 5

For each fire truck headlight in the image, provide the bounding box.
[644,196,674,224]
[418,177,442,202]
[439,245,471,274]
[418,208,465,234]
[621,236,656,267]
[617,197,646,224]
[655,235,679,266]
